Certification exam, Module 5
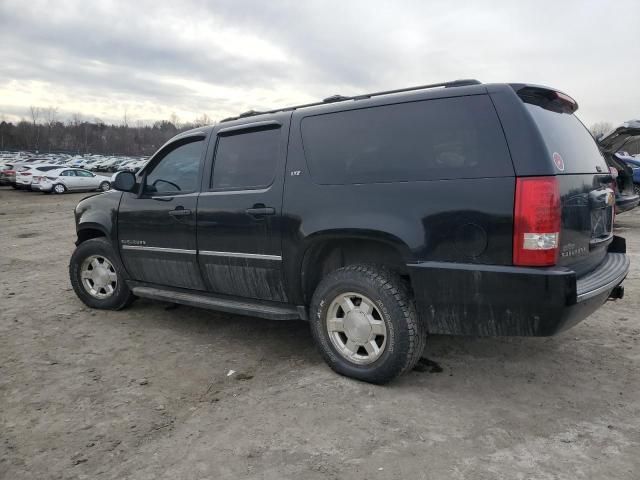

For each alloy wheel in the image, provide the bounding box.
[80,255,118,299]
[326,292,387,365]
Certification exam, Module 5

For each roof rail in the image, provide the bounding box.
[221,78,481,122]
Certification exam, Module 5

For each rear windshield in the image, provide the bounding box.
[525,104,608,174]
[35,166,59,171]
[301,95,513,184]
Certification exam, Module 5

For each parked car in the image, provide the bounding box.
[33,168,111,194]
[15,164,61,189]
[597,120,640,212]
[0,163,14,185]
[69,80,629,384]
[619,157,640,194]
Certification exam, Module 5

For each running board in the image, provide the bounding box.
[131,286,301,321]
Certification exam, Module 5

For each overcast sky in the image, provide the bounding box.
[0,0,638,128]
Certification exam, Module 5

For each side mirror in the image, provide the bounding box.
[112,171,137,192]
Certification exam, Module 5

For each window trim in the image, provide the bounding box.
[208,125,282,192]
[140,136,207,197]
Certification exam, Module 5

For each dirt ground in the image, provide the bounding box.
[1,186,639,480]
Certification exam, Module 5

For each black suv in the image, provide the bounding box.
[70,80,630,384]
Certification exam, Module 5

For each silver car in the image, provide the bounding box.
[33,168,111,194]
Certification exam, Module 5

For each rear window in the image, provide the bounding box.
[35,166,59,172]
[301,95,513,184]
[211,128,280,190]
[525,104,608,174]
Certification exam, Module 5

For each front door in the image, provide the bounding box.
[118,136,207,290]
[197,119,289,302]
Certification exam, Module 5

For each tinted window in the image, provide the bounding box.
[36,166,61,172]
[211,128,280,190]
[525,105,608,174]
[145,139,204,194]
[301,95,513,184]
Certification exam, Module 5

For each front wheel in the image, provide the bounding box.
[310,264,427,384]
[69,237,134,310]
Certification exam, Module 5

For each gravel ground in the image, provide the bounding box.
[1,186,639,480]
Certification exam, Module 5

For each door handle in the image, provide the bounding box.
[168,207,192,216]
[246,206,275,216]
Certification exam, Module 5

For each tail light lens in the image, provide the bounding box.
[513,176,561,266]
[608,166,619,192]
[21,172,32,176]
[46,176,57,180]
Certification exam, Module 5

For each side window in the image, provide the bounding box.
[144,139,204,194]
[75,170,93,177]
[211,128,280,190]
[61,170,76,177]
[300,95,513,184]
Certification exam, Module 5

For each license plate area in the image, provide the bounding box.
[590,206,613,244]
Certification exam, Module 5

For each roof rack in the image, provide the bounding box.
[220,79,481,122]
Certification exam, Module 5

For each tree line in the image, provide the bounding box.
[1,108,637,156]
[0,107,215,156]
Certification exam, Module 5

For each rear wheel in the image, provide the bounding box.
[53,183,66,194]
[69,237,134,310]
[634,183,640,196]
[99,181,110,192]
[310,264,427,384]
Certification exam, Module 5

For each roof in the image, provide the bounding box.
[220,79,485,124]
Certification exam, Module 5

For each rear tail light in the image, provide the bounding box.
[608,166,618,192]
[46,176,57,180]
[21,172,32,176]
[513,176,561,266]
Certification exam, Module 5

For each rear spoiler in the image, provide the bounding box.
[510,84,578,114]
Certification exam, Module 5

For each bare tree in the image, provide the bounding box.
[29,106,41,151]
[169,112,180,129]
[43,106,58,152]
[193,113,213,127]
[590,121,613,140]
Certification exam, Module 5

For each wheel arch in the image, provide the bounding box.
[76,223,109,246]
[297,230,413,304]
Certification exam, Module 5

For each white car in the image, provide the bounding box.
[15,164,61,189]
[33,168,111,194]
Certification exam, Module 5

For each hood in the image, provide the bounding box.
[598,119,640,153]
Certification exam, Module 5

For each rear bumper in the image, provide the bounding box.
[408,240,629,336]
[615,193,640,213]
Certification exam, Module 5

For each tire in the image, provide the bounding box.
[53,183,66,194]
[69,237,135,310]
[310,264,427,384]
[99,181,110,192]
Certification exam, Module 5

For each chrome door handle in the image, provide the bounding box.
[246,207,275,216]
[168,207,192,216]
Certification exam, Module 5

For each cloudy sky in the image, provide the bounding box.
[0,0,638,128]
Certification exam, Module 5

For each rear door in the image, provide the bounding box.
[523,98,614,276]
[118,135,207,290]
[196,118,290,302]
[60,169,80,189]
[74,169,100,190]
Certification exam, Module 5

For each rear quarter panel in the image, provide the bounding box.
[282,114,516,304]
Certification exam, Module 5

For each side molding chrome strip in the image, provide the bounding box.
[199,250,282,261]
[122,245,197,254]
[122,245,281,261]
